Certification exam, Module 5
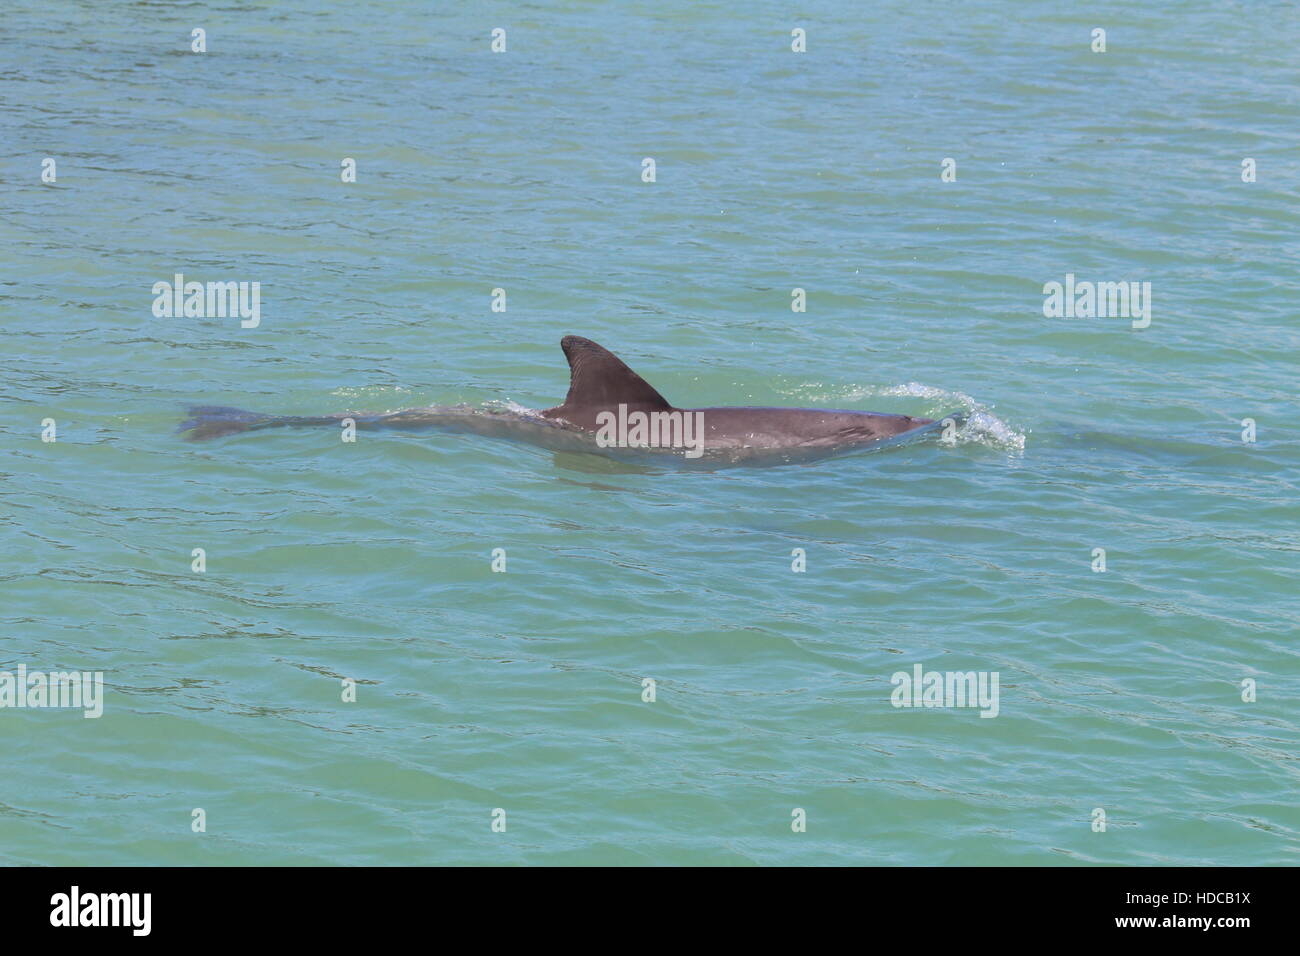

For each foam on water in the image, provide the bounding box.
[877,382,1027,453]
[786,381,1027,453]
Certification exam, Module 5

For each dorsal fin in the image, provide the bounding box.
[544,336,672,419]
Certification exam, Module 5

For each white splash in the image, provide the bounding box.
[496,399,542,416]
[329,385,414,399]
[789,381,1026,452]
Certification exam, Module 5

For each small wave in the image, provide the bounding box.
[328,385,415,399]
[494,399,545,418]
[326,384,417,415]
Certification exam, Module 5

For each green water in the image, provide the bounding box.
[1,1,1296,865]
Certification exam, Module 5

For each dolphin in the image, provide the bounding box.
[180,335,954,464]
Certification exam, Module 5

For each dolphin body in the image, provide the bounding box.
[180,335,952,465]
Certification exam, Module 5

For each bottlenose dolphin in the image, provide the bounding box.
[180,335,953,464]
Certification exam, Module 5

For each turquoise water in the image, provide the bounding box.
[2,1,1297,865]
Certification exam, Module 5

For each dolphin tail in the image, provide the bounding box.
[178,405,275,440]
[180,405,356,440]
[180,405,414,441]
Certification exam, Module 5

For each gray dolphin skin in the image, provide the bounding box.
[180,335,950,465]
[541,336,937,454]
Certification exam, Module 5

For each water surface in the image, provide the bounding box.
[1,1,1296,865]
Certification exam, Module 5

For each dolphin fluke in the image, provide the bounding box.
[179,405,354,440]
[543,335,673,427]
[178,405,271,440]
